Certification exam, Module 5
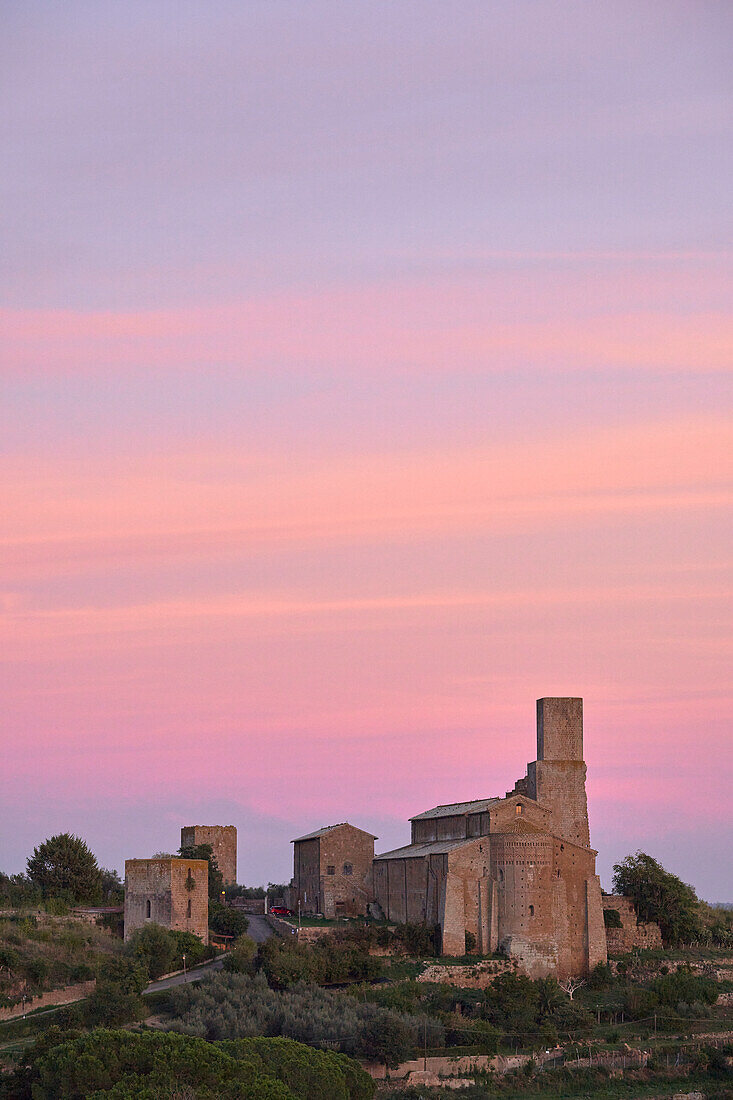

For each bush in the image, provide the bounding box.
[222,934,258,974]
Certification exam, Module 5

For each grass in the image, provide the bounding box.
[0,912,123,1008]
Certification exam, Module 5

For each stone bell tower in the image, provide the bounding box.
[529,698,590,848]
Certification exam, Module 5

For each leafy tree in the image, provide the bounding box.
[100,867,124,904]
[481,971,541,1043]
[178,842,224,900]
[357,1007,411,1067]
[97,954,148,994]
[612,852,702,944]
[169,928,214,968]
[210,901,250,938]
[0,872,42,909]
[26,834,103,904]
[126,922,177,979]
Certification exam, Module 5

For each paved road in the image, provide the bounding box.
[246,914,274,943]
[143,957,225,994]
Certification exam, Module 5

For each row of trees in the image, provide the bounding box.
[1,1029,374,1100]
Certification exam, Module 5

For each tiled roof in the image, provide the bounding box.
[291,823,378,843]
[409,797,500,821]
[374,839,477,861]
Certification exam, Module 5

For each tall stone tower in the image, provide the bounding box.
[529,698,590,847]
[180,825,237,886]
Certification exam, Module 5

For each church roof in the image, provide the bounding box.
[291,823,378,843]
[410,797,500,821]
[374,839,475,860]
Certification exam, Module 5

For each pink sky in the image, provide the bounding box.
[2,2,731,898]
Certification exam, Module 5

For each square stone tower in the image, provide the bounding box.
[124,858,209,944]
[180,825,237,886]
[531,697,590,848]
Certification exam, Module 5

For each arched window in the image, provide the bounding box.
[529,904,535,916]
[146,899,151,918]
[343,862,353,876]
[515,804,522,815]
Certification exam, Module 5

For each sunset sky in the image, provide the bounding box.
[2,2,731,899]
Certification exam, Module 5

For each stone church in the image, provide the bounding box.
[372,698,607,978]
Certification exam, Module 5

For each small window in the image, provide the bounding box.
[529,904,535,916]
[187,899,192,918]
[343,862,353,876]
[515,804,522,815]
[186,869,195,890]
[146,899,151,918]
[498,869,504,882]
[327,865,335,875]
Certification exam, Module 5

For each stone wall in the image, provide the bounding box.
[124,858,209,944]
[416,959,515,989]
[0,980,96,1022]
[181,825,237,886]
[602,895,662,953]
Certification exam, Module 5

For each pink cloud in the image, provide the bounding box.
[3,267,731,376]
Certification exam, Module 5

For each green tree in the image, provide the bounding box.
[125,922,177,979]
[179,842,224,900]
[100,867,124,904]
[481,971,541,1043]
[210,901,250,937]
[612,852,703,945]
[26,834,103,904]
[2,1029,374,1099]
[357,1008,411,1067]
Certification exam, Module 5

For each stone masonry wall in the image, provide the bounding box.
[124,858,209,944]
[181,825,237,886]
[602,895,662,953]
[319,825,374,917]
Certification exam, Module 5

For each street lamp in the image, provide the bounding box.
[182,953,187,982]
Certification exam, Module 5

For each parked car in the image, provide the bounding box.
[269,905,294,917]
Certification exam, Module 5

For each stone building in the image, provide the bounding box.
[602,895,663,953]
[292,823,376,918]
[373,698,607,978]
[180,824,237,886]
[124,857,209,944]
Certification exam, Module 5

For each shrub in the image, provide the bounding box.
[125,922,177,979]
[222,934,258,974]
[210,902,250,938]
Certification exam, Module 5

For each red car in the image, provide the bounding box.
[269,906,293,917]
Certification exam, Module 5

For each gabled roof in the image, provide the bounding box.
[291,822,378,843]
[410,797,500,821]
[374,839,476,861]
